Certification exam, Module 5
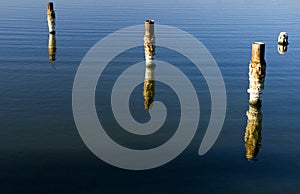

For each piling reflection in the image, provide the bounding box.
[143,62,155,110]
[48,34,56,61]
[277,43,288,54]
[143,20,156,110]
[245,101,262,160]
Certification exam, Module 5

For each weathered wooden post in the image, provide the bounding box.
[48,34,56,61]
[47,2,56,34]
[143,20,156,110]
[247,42,266,105]
[144,20,155,60]
[245,42,266,160]
[244,102,262,160]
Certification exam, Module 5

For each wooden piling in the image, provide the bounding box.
[48,2,54,10]
[247,42,266,105]
[143,20,156,110]
[251,42,265,63]
[144,20,155,61]
[47,2,56,34]
[278,32,288,45]
[145,20,154,36]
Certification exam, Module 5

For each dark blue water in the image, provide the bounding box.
[1,0,300,193]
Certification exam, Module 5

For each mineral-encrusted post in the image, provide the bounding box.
[278,32,288,45]
[47,2,56,34]
[143,20,156,110]
[244,101,262,160]
[247,42,266,105]
[144,20,155,60]
[48,34,56,61]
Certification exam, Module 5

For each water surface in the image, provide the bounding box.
[1,0,300,193]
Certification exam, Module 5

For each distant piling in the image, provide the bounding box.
[48,34,56,61]
[247,42,266,105]
[278,32,288,45]
[277,32,288,54]
[47,2,56,34]
[143,20,156,110]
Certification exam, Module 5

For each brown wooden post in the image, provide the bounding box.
[145,20,154,37]
[247,42,266,105]
[144,20,155,60]
[47,2,56,34]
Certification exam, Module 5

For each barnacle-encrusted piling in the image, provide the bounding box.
[278,32,288,45]
[247,42,266,105]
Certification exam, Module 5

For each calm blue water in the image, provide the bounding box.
[1,0,300,193]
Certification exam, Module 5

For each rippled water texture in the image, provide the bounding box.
[1,0,300,193]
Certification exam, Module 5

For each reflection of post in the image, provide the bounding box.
[48,34,56,61]
[144,63,155,110]
[247,42,266,105]
[244,102,262,160]
[143,20,156,110]
[47,2,56,34]
[277,43,288,54]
